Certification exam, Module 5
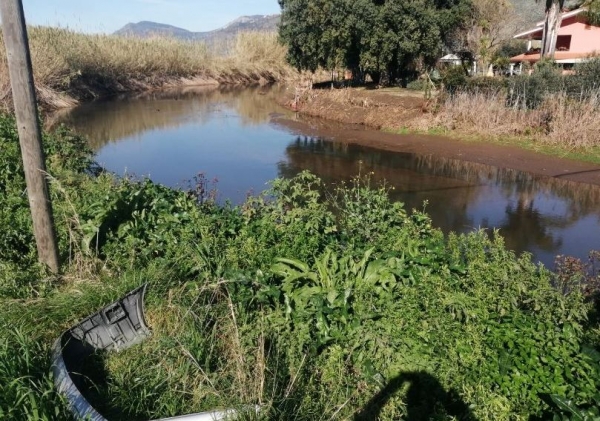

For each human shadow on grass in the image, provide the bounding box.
[353,371,477,421]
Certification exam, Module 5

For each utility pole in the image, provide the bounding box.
[0,0,60,273]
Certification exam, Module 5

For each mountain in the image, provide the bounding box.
[115,21,195,39]
[511,0,545,26]
[114,2,578,45]
[114,15,280,44]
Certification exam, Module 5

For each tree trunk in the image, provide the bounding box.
[548,7,564,57]
[369,71,381,85]
[541,1,562,58]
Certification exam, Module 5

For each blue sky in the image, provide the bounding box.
[23,0,281,34]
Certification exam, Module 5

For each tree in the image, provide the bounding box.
[460,0,516,74]
[278,0,472,85]
[353,0,446,84]
[492,39,527,72]
[277,0,355,73]
[538,0,565,58]
[579,0,600,24]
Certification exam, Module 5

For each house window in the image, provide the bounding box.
[556,35,572,51]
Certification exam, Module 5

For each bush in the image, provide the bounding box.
[464,76,507,95]
[442,65,468,93]
[507,61,563,109]
[565,57,600,99]
[406,79,427,91]
[507,59,600,109]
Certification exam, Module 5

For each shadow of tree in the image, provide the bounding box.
[354,371,477,421]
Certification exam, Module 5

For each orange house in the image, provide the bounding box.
[510,8,600,68]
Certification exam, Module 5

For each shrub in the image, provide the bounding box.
[406,79,427,91]
[464,76,507,95]
[507,61,563,109]
[442,65,468,93]
[563,57,600,100]
[574,57,600,91]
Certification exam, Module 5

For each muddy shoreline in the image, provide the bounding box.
[52,82,600,187]
[274,115,600,187]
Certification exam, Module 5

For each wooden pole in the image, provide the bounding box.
[0,0,60,273]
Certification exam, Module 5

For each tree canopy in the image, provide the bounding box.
[278,0,473,84]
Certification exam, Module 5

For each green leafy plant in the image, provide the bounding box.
[544,394,600,421]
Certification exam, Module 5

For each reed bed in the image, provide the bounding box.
[0,26,293,111]
[420,91,600,149]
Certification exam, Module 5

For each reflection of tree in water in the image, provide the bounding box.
[413,154,600,220]
[279,136,600,260]
[47,85,289,150]
[278,136,483,234]
[499,196,562,254]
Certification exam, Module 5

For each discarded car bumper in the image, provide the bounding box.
[52,285,255,421]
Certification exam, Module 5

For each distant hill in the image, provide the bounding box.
[115,21,196,39]
[114,2,579,46]
[114,15,280,44]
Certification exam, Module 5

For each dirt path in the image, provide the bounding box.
[274,115,600,187]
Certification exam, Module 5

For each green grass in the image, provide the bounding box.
[0,329,72,420]
[1,113,599,420]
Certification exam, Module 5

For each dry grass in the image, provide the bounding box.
[541,94,600,147]
[418,91,600,149]
[0,26,294,111]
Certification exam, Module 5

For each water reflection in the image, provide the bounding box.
[278,137,600,266]
[51,87,600,267]
[47,85,291,149]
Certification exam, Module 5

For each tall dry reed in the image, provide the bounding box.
[0,26,293,111]
[420,91,600,149]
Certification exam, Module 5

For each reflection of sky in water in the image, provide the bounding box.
[56,88,600,269]
[465,187,507,230]
[94,109,288,203]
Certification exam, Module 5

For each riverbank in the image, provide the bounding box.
[275,115,600,187]
[284,86,600,167]
[1,112,599,420]
[0,27,296,111]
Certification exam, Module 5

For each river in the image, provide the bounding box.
[50,85,600,268]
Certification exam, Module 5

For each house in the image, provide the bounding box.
[438,52,478,75]
[510,8,600,71]
[439,54,463,66]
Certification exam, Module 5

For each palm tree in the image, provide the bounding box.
[537,0,565,58]
[539,0,600,58]
[581,0,600,23]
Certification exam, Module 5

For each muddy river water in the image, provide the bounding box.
[51,85,600,268]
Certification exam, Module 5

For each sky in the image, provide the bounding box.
[22,0,281,34]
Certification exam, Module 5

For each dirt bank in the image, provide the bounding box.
[33,72,289,112]
[273,115,600,187]
[281,87,428,131]
[276,86,600,185]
